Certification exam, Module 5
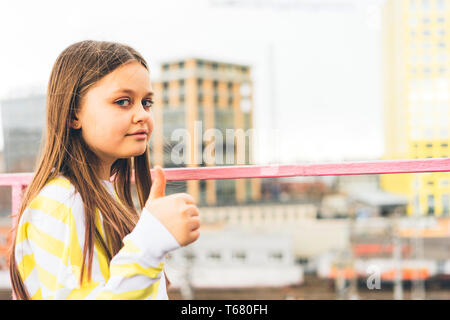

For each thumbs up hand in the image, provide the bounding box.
[144,166,200,247]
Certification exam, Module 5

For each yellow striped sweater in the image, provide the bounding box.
[14,175,180,300]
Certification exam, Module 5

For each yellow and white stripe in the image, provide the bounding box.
[15,175,180,300]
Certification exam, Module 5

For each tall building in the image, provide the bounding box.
[150,58,261,206]
[0,96,46,173]
[381,0,450,216]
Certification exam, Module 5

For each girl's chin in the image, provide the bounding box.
[114,144,148,159]
[128,146,148,157]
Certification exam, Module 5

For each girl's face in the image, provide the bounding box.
[74,61,154,177]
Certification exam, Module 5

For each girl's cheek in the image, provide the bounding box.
[148,117,154,135]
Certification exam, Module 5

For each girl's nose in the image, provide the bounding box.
[133,104,151,123]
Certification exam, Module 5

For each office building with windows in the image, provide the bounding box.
[381,0,450,216]
[150,58,261,206]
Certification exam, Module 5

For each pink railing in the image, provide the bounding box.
[1,158,450,228]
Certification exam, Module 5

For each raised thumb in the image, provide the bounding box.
[149,165,166,200]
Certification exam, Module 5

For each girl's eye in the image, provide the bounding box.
[115,99,130,107]
[143,99,154,108]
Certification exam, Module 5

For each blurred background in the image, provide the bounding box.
[0,0,450,300]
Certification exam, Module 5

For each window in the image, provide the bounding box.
[240,82,251,97]
[428,194,435,215]
[197,60,204,68]
[199,179,206,204]
[437,53,448,62]
[414,195,420,210]
[442,194,449,215]
[422,54,432,63]
[269,251,283,262]
[423,42,432,50]
[232,251,246,262]
[178,61,185,69]
[212,63,218,70]
[208,251,221,261]
[184,251,196,262]
[163,64,169,71]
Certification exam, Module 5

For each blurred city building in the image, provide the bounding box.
[0,96,46,173]
[198,203,349,265]
[165,225,303,294]
[381,0,450,216]
[335,174,379,194]
[349,190,408,218]
[317,217,450,288]
[0,96,46,219]
[150,58,261,206]
[277,176,328,202]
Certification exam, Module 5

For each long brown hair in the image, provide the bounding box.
[9,40,154,299]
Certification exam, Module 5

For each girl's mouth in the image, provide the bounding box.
[127,133,147,139]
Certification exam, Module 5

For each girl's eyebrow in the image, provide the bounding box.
[113,88,154,97]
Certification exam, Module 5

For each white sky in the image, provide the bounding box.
[0,0,385,164]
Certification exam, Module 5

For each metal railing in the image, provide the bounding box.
[1,158,449,228]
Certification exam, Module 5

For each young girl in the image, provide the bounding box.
[9,40,201,300]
